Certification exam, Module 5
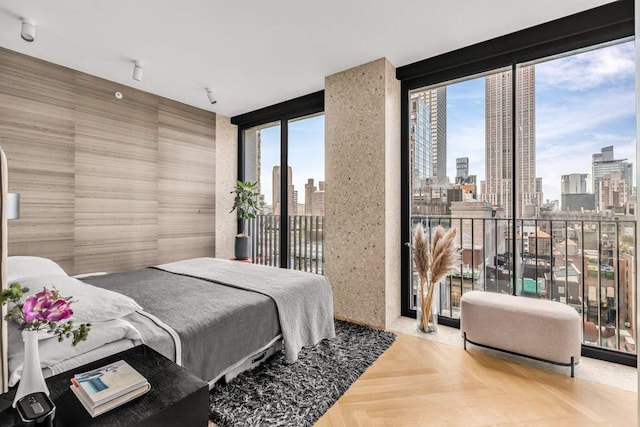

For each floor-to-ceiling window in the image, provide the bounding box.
[399,1,635,364]
[287,114,325,273]
[233,92,325,273]
[243,122,281,267]
[523,39,637,354]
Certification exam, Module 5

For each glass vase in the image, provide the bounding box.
[13,330,49,407]
[416,282,438,334]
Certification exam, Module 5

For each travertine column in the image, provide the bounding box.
[215,114,238,259]
[325,58,401,328]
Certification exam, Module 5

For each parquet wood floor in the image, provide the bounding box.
[209,332,636,426]
[315,334,637,426]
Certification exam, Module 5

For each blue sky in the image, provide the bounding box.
[256,40,635,208]
[446,39,636,202]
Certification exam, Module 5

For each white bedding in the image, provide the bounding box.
[16,274,142,324]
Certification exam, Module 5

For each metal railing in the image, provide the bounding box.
[247,214,325,274]
[411,215,637,355]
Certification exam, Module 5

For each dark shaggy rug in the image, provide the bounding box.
[209,320,396,427]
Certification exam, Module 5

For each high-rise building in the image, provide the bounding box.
[410,96,431,190]
[598,172,629,210]
[480,66,541,218]
[456,157,469,180]
[272,166,295,215]
[560,173,594,211]
[305,178,326,216]
[592,146,633,210]
[409,87,447,187]
[244,130,261,191]
[561,173,588,194]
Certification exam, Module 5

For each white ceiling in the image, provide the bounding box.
[0,0,615,117]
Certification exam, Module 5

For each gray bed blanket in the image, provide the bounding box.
[156,257,336,362]
[83,268,281,383]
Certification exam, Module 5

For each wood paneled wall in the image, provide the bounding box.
[0,47,217,274]
[158,99,215,264]
[0,48,76,272]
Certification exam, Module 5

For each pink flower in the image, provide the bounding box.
[21,296,38,322]
[22,287,73,324]
[43,299,73,322]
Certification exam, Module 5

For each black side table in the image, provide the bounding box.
[0,345,209,426]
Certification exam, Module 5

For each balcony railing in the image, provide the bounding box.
[411,215,637,355]
[247,214,325,274]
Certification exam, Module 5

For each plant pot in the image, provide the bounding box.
[234,235,251,260]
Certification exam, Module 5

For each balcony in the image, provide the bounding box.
[411,215,637,356]
[247,214,325,274]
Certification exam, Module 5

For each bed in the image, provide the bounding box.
[5,256,335,389]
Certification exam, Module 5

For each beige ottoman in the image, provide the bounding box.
[460,290,581,377]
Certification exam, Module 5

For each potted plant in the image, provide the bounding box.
[230,180,260,260]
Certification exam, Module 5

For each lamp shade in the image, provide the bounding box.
[7,193,20,220]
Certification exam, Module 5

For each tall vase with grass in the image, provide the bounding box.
[231,180,260,260]
[412,224,460,333]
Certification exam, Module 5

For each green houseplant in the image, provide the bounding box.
[230,181,260,260]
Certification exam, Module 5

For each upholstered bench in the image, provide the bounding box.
[460,290,581,377]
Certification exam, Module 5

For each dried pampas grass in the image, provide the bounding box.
[413,224,460,332]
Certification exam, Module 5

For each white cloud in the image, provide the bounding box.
[535,41,634,92]
[536,89,635,142]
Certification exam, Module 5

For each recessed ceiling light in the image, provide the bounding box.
[21,19,35,42]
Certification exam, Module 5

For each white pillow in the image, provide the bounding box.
[8,256,68,284]
[16,274,142,324]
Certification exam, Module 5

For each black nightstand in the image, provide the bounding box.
[0,345,209,426]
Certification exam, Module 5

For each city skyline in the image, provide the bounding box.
[258,115,325,207]
[445,39,635,204]
[255,41,635,214]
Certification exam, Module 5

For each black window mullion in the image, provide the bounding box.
[280,118,289,269]
[511,63,518,296]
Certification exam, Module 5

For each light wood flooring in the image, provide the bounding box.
[209,332,636,426]
[315,333,637,426]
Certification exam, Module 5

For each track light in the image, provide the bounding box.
[132,60,143,81]
[206,88,217,105]
[21,19,35,42]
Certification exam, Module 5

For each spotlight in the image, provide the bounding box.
[21,19,35,42]
[206,88,217,105]
[132,60,143,81]
[114,91,123,100]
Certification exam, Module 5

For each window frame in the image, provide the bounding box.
[232,90,324,268]
[397,0,635,365]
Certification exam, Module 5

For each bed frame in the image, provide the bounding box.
[1,147,9,393]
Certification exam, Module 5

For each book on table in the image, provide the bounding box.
[69,359,151,417]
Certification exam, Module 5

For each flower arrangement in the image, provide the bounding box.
[413,224,460,332]
[0,283,90,345]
